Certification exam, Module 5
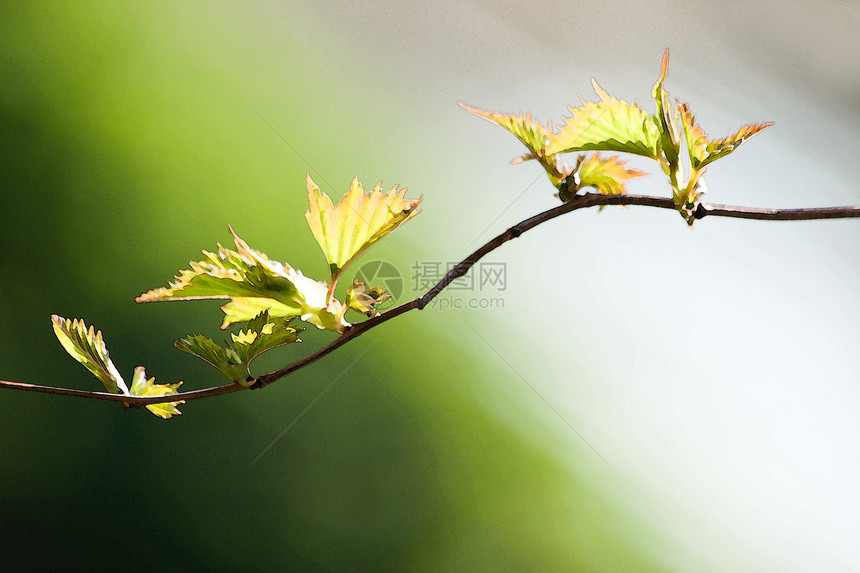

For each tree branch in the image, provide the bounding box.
[3,192,859,407]
[0,378,243,404]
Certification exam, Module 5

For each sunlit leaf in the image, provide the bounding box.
[128,366,183,419]
[219,297,299,329]
[678,101,709,170]
[304,174,421,290]
[458,102,552,164]
[678,101,772,170]
[52,316,181,419]
[651,49,682,173]
[51,315,128,395]
[175,311,301,386]
[704,121,773,165]
[229,312,302,365]
[575,153,648,197]
[136,227,305,307]
[136,227,349,332]
[547,79,662,159]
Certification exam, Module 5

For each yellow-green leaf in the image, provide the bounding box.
[345,279,390,317]
[129,366,184,419]
[136,227,305,307]
[678,101,772,170]
[136,227,349,332]
[304,174,421,289]
[575,154,648,197]
[219,297,299,329]
[458,102,552,164]
[51,315,128,395]
[678,101,710,170]
[547,79,662,159]
[651,49,682,172]
[175,312,302,386]
[704,121,773,165]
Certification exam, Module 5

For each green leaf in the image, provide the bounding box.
[136,227,307,307]
[458,102,552,164]
[678,101,710,170]
[574,153,647,197]
[678,101,772,170]
[136,227,349,332]
[129,366,184,419]
[345,279,390,317]
[175,311,302,386]
[229,312,302,365]
[651,49,682,175]
[52,315,182,419]
[546,79,662,159]
[218,297,300,329]
[704,121,773,165]
[51,315,128,395]
[304,174,421,291]
[175,333,249,383]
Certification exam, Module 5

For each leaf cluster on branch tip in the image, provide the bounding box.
[459,50,772,224]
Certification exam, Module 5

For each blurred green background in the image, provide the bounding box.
[2,2,859,571]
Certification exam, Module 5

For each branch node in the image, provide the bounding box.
[693,203,710,219]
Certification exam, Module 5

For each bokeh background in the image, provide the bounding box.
[2,1,859,571]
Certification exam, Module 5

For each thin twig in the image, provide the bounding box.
[2,192,859,406]
[0,378,243,404]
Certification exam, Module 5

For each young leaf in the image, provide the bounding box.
[51,315,129,395]
[704,121,773,165]
[345,279,391,317]
[175,333,250,384]
[677,99,772,223]
[304,174,421,293]
[457,102,552,164]
[229,312,302,365]
[651,49,682,175]
[575,154,647,197]
[136,227,348,332]
[547,79,662,159]
[218,297,301,329]
[175,312,301,386]
[129,366,184,419]
[137,227,306,307]
[678,101,710,170]
[678,101,773,170]
[52,316,182,419]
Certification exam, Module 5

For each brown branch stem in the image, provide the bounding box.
[3,192,859,406]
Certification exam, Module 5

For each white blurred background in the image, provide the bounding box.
[291,1,860,570]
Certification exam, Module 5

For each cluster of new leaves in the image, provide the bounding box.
[135,175,420,331]
[52,176,421,418]
[460,50,772,224]
[51,316,184,418]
